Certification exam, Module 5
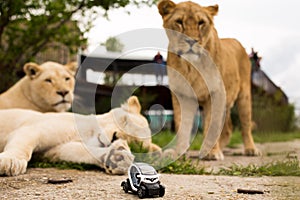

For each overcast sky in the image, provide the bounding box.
[85,0,300,112]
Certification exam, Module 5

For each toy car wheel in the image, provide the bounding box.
[137,186,146,199]
[159,185,165,197]
[121,180,129,193]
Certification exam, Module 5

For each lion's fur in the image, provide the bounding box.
[158,0,259,159]
[0,61,77,112]
[0,96,160,176]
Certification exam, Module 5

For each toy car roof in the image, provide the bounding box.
[131,162,157,175]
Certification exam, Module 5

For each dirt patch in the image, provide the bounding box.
[1,140,300,199]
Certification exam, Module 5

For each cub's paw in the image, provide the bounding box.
[103,139,134,175]
[245,148,261,157]
[0,155,27,176]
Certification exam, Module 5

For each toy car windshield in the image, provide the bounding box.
[136,163,157,175]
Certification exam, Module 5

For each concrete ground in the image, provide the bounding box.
[1,140,300,200]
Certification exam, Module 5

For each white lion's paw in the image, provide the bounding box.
[104,139,134,175]
[0,154,27,176]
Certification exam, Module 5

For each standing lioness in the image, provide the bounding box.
[158,0,260,160]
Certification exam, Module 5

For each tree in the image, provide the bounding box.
[0,0,158,92]
[103,37,124,52]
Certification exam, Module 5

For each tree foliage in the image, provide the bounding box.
[103,36,124,52]
[0,0,158,92]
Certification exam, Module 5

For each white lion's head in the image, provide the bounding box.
[23,61,77,112]
[97,96,161,153]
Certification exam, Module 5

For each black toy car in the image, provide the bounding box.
[121,162,165,198]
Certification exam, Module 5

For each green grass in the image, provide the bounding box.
[28,156,101,171]
[228,131,300,148]
[156,157,207,175]
[152,130,176,148]
[217,159,300,177]
[253,131,300,143]
[152,130,300,150]
[152,130,204,150]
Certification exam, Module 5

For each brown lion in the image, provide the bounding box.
[158,0,260,160]
[0,61,77,112]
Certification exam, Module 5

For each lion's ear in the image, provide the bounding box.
[23,62,42,79]
[158,0,176,16]
[205,4,219,16]
[127,96,141,114]
[65,61,78,76]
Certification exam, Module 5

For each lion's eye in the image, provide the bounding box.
[198,20,205,26]
[176,19,183,25]
[65,77,70,81]
[45,78,52,83]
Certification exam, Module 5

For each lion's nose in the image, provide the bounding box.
[185,38,198,46]
[56,90,69,97]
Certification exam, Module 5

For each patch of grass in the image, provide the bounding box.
[227,131,300,147]
[152,130,246,150]
[217,159,300,177]
[129,141,149,154]
[226,130,243,148]
[190,133,203,150]
[157,157,207,175]
[152,130,204,150]
[253,131,300,143]
[28,156,100,171]
[152,130,300,150]
[152,130,176,148]
[129,141,159,164]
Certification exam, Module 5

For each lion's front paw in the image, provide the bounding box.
[245,148,261,157]
[104,139,134,175]
[0,154,27,176]
[201,150,224,161]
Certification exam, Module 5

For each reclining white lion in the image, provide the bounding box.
[0,96,160,176]
[0,61,77,112]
